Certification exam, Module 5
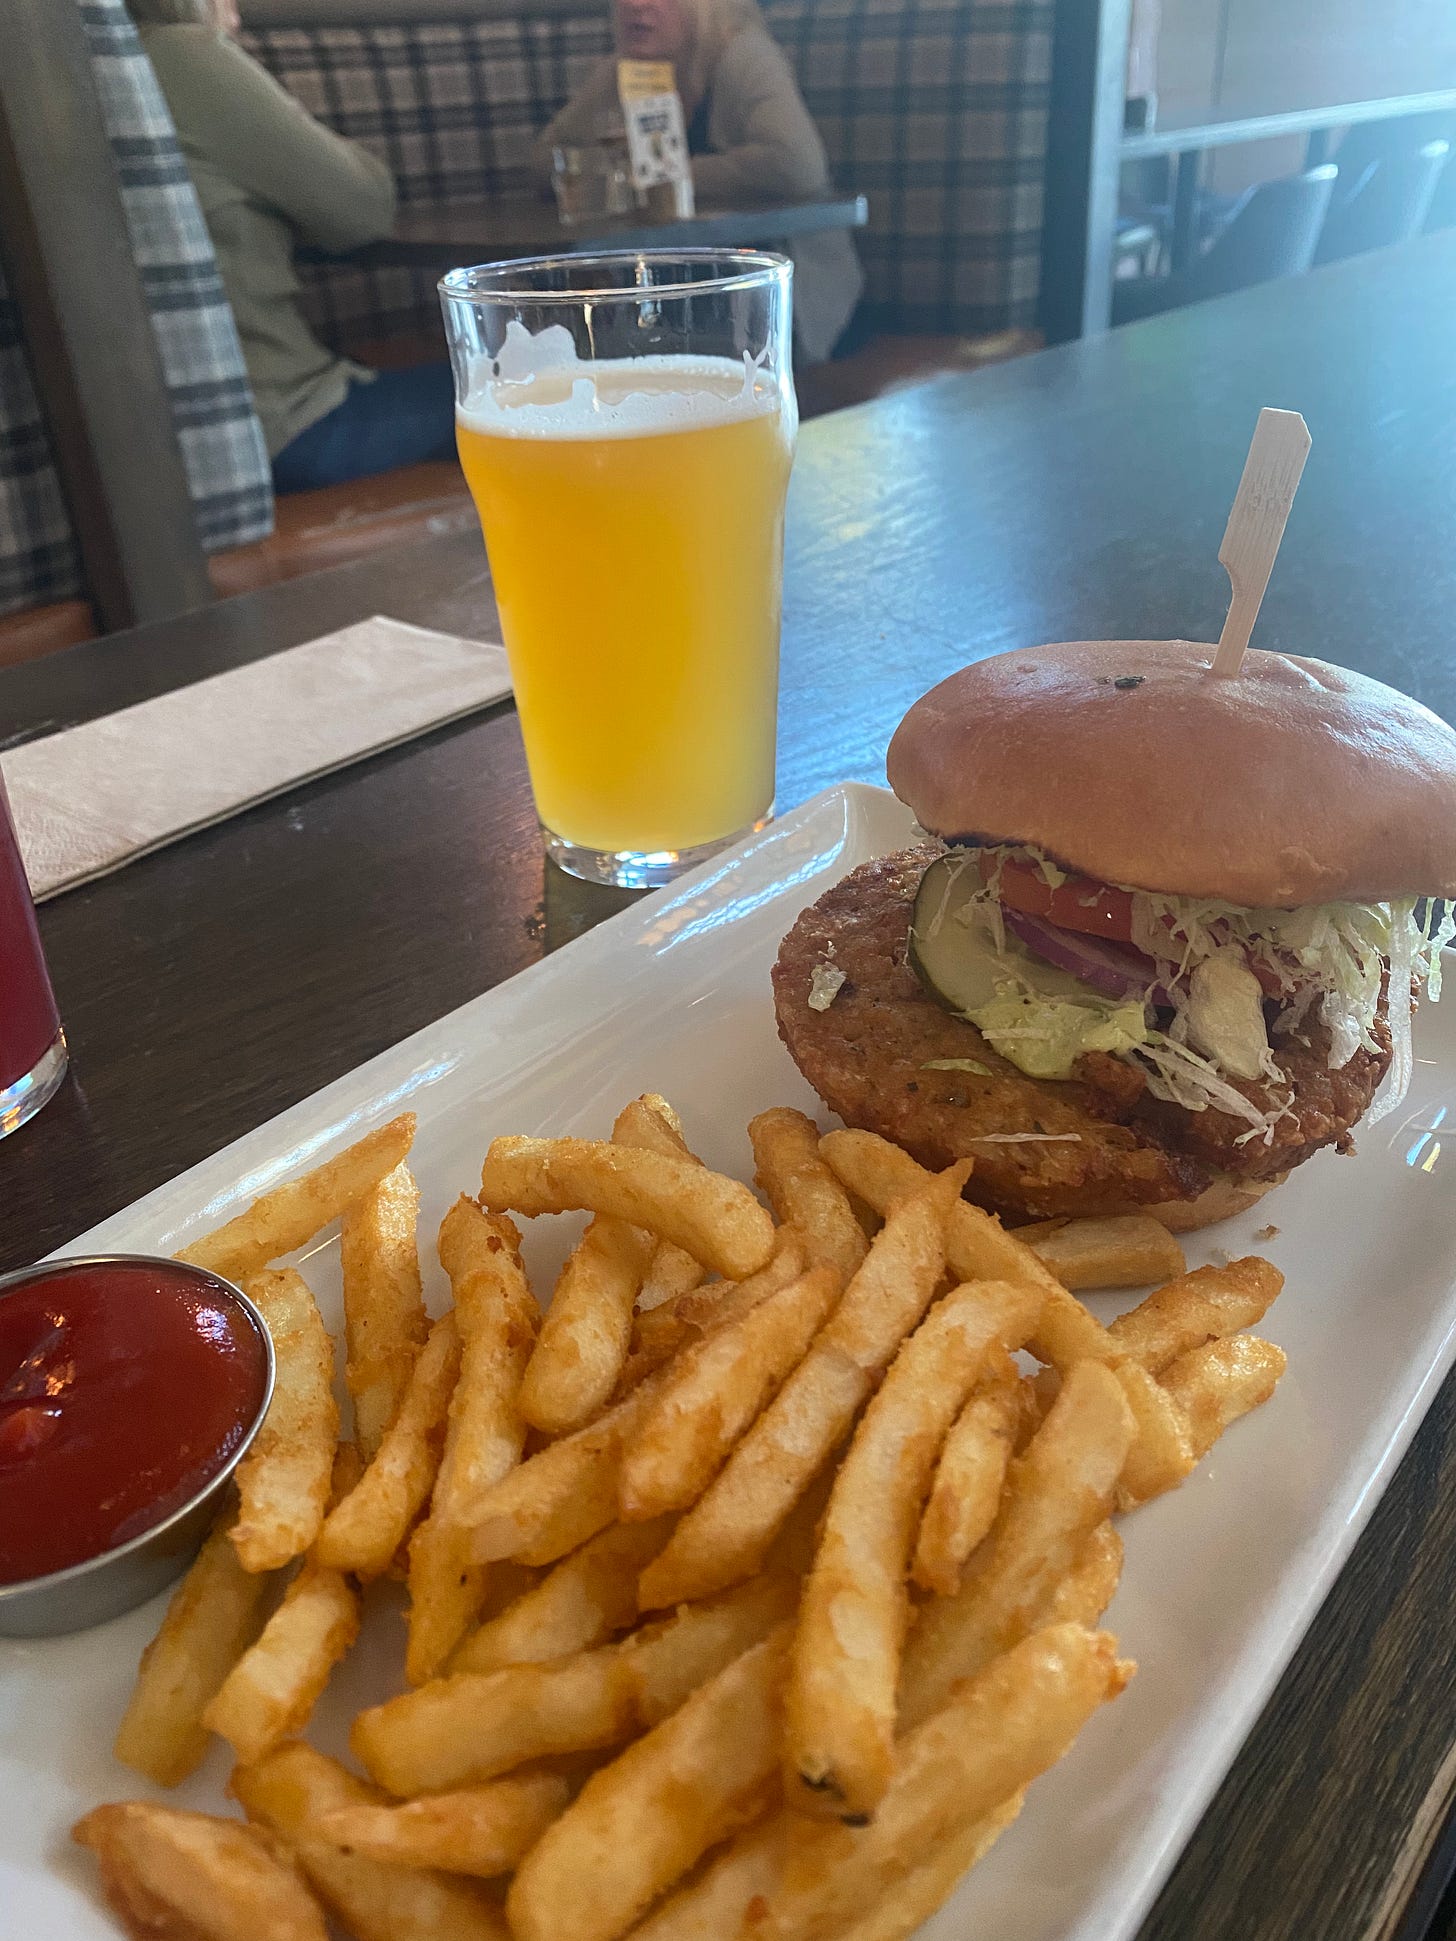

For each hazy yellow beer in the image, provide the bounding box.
[457,356,793,860]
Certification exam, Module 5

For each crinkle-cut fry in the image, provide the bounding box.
[353,1573,796,1796]
[406,1204,537,1684]
[831,1794,1025,1941]
[113,1511,274,1787]
[633,1624,1131,1941]
[178,1115,416,1283]
[898,1360,1136,1731]
[750,1107,869,1284]
[1015,1213,1187,1292]
[619,1264,843,1521]
[452,1518,674,1675]
[507,1627,793,1941]
[637,1168,967,1612]
[231,1270,338,1574]
[1160,1333,1287,1460]
[1107,1258,1284,1374]
[787,1279,1042,1821]
[818,1129,1113,1371]
[1111,1360,1196,1508]
[457,1367,672,1568]
[479,1136,775,1282]
[231,1741,508,1941]
[202,1562,359,1764]
[73,1800,327,1941]
[342,1162,428,1461]
[313,1315,459,1578]
[311,1773,569,1878]
[911,1350,1023,1597]
[619,1236,807,1396]
[608,1094,708,1312]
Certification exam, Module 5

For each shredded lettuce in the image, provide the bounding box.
[923,843,1451,1127]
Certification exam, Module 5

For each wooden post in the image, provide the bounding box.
[0,0,213,630]
[1038,0,1133,344]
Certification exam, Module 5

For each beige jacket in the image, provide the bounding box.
[538,28,862,360]
[141,24,397,454]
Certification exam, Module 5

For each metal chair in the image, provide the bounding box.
[1112,165,1337,326]
[1313,141,1450,264]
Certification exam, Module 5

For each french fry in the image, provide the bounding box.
[818,1129,1114,1371]
[619,1263,842,1520]
[342,1162,428,1460]
[831,1796,1024,1941]
[201,1562,359,1765]
[520,1216,654,1436]
[178,1115,416,1284]
[618,1235,807,1395]
[1107,1258,1284,1373]
[912,1350,1022,1595]
[456,1368,671,1568]
[407,1203,537,1684]
[312,1773,569,1878]
[231,1270,338,1573]
[114,1510,274,1787]
[786,1279,1041,1820]
[451,1517,674,1675]
[898,1361,1136,1730]
[749,1107,868,1283]
[1112,1360,1196,1507]
[352,1574,795,1796]
[313,1315,459,1578]
[1043,1521,1124,1629]
[1160,1333,1287,1459]
[73,1801,327,1941]
[1016,1213,1187,1292]
[612,1095,709,1312]
[506,1627,792,1941]
[230,1742,507,1941]
[633,1625,1131,1941]
[638,1169,967,1611]
[478,1136,775,1281]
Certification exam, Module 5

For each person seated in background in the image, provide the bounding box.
[538,0,862,360]
[131,0,457,493]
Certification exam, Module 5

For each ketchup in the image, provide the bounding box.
[0,1260,269,1584]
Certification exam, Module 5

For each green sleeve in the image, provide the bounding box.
[144,27,396,250]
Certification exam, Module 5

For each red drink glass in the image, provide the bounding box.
[0,774,66,1136]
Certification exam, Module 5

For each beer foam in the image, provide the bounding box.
[457,323,782,440]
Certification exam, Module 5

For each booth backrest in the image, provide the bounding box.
[242,0,1052,348]
[0,0,273,621]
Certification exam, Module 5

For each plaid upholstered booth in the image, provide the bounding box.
[240,0,1052,356]
[0,0,273,625]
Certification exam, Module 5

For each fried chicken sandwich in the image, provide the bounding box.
[773,640,1456,1228]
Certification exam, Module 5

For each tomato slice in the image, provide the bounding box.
[979,853,1136,943]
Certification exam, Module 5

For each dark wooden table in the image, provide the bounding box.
[7,231,1456,1941]
[348,188,868,270]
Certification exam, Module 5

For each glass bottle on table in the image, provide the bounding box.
[0,773,66,1136]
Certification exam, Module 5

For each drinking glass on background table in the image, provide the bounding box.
[0,773,66,1136]
[440,250,796,888]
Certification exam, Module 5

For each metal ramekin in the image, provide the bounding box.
[0,1255,275,1638]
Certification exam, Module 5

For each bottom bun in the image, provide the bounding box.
[1143,1174,1284,1233]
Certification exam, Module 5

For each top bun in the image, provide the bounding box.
[887,640,1456,906]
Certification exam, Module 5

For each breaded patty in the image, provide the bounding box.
[772,846,1389,1223]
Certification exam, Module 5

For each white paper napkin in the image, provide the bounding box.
[7,616,513,901]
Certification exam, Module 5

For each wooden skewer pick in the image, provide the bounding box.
[1211,406,1311,677]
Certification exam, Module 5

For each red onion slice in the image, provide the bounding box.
[1001,907,1169,1004]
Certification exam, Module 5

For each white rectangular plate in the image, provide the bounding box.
[5,782,1455,1941]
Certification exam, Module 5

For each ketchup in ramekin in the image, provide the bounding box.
[0,1258,270,1585]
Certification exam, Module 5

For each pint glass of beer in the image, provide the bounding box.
[440,251,795,888]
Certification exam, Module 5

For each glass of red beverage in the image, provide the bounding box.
[0,773,66,1136]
